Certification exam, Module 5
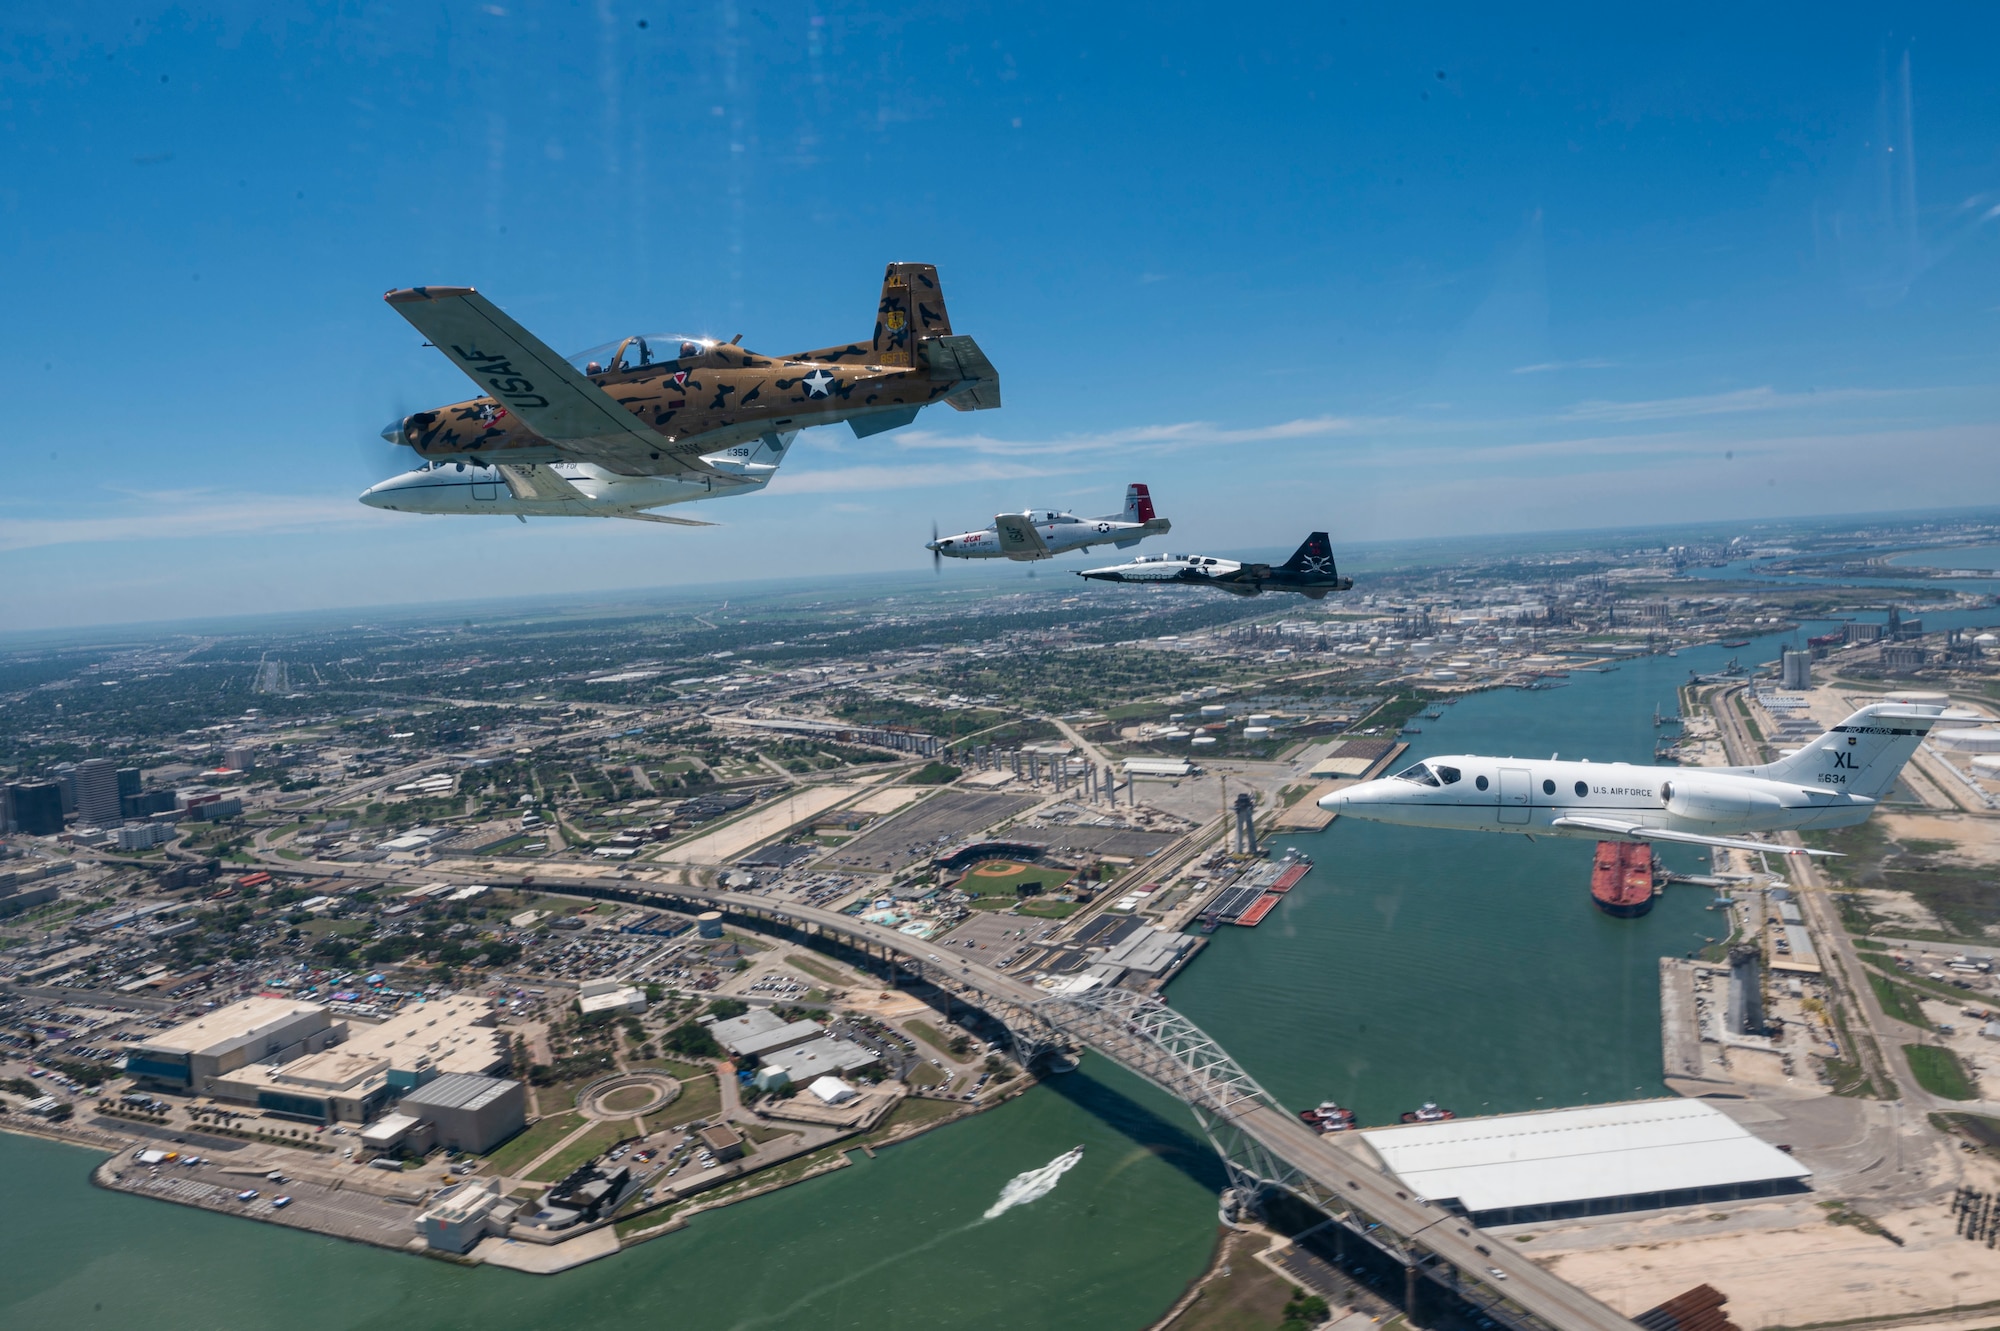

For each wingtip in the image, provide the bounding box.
[384,285,477,304]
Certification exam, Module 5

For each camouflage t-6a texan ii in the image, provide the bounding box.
[360,262,999,525]
[1076,532,1354,599]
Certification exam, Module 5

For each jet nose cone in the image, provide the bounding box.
[358,483,388,509]
[1316,787,1347,812]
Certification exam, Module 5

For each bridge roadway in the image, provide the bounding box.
[622,879,1638,1331]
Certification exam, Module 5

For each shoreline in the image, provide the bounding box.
[6,1076,1036,1274]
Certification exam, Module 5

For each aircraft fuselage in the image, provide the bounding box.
[359,460,763,518]
[1325,756,1874,838]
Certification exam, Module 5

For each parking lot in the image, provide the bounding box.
[935,912,1057,965]
[102,1147,420,1248]
[817,792,1039,872]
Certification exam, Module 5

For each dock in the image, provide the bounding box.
[1274,783,1341,831]
[1200,856,1314,928]
[1659,957,1708,1083]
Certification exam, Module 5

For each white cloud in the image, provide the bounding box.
[884,415,1361,458]
[0,492,388,553]
[766,459,1062,495]
[1559,385,1903,423]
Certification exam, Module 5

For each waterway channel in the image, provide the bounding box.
[0,619,1960,1331]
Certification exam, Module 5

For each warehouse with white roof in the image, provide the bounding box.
[1359,1098,1810,1226]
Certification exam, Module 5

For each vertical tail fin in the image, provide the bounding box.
[1750,703,1941,800]
[1281,531,1337,575]
[1123,484,1156,523]
[874,262,951,367]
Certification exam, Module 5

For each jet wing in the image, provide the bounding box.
[609,511,719,527]
[384,286,720,478]
[496,463,587,502]
[994,515,1052,560]
[1549,815,1837,858]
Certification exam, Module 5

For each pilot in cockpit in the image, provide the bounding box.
[585,360,603,375]
[679,340,700,359]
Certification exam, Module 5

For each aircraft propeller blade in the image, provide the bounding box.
[931,520,942,574]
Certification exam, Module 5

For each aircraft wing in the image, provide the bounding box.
[994,515,1051,560]
[609,510,719,527]
[496,463,588,502]
[384,286,719,478]
[1549,815,1837,858]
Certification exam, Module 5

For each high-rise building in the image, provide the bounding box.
[116,767,142,799]
[8,783,64,837]
[121,789,177,819]
[1780,649,1811,691]
[52,765,78,816]
[73,758,122,828]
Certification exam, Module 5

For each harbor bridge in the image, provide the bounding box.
[546,875,1641,1331]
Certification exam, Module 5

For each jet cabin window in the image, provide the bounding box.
[1392,762,1459,787]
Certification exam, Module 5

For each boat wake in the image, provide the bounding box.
[982,1144,1084,1220]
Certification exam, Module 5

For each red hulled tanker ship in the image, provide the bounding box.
[1590,840,1660,918]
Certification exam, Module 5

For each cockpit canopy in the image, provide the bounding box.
[1391,761,1462,787]
[565,334,715,377]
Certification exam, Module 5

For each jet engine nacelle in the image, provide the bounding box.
[1659,774,1787,826]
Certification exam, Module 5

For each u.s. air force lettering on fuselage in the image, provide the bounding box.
[452,345,550,409]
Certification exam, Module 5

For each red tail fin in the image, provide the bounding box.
[1124,483,1155,523]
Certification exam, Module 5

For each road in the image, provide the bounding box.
[1707,685,1924,1106]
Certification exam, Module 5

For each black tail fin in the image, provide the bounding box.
[1282,531,1337,575]
[873,262,951,367]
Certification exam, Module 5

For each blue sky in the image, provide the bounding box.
[4,3,1999,629]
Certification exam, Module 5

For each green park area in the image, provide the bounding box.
[1906,1044,1978,1100]
[527,1120,630,1182]
[483,1111,584,1176]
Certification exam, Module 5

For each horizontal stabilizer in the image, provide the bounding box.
[994,514,1051,560]
[1549,815,1837,858]
[925,335,1001,411]
[851,405,922,439]
[610,511,719,527]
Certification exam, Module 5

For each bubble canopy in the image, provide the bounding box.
[564,334,715,375]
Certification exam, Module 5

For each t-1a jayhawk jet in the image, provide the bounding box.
[360,263,998,525]
[926,484,1171,564]
[1076,532,1353,599]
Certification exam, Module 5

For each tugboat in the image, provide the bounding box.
[1298,1101,1359,1133]
[1399,1101,1456,1124]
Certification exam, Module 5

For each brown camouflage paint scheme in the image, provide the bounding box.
[392,262,980,469]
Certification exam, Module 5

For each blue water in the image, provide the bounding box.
[1889,545,2000,573]
[1169,635,1769,1123]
